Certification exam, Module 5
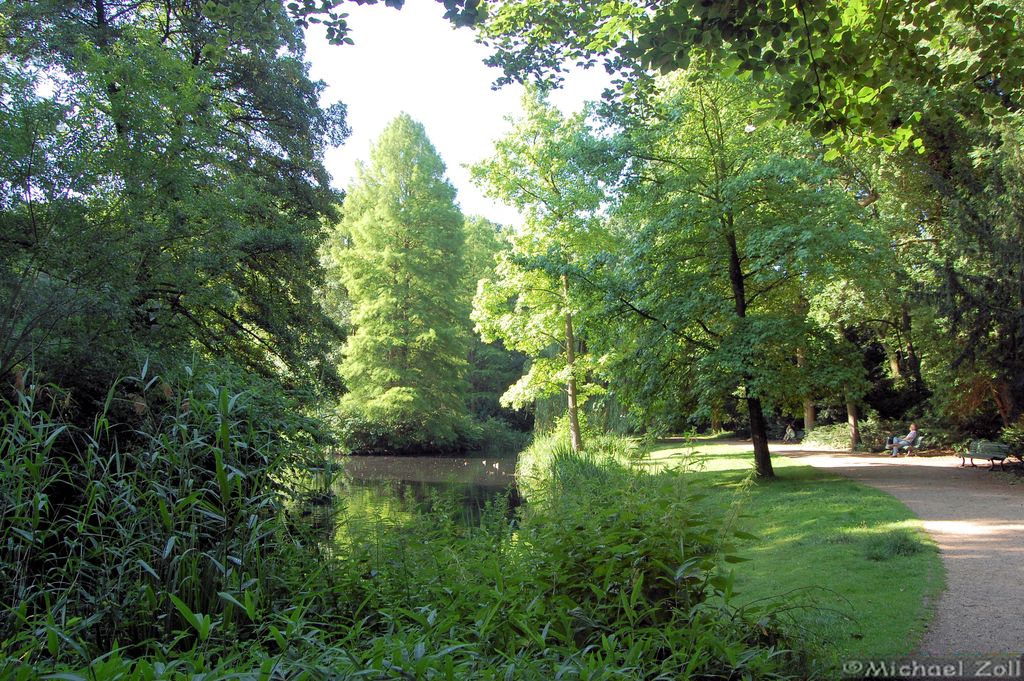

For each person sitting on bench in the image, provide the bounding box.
[888,423,918,457]
[783,424,796,442]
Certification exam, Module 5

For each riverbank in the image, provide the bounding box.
[4,427,946,678]
[4,431,817,678]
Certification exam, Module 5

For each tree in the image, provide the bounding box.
[476,0,1023,146]
[334,114,470,451]
[1,0,348,404]
[829,77,1024,433]
[462,216,531,431]
[471,0,1024,437]
[903,110,1024,429]
[288,0,483,45]
[597,71,875,475]
[472,91,619,452]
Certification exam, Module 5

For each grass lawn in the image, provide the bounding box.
[643,436,944,663]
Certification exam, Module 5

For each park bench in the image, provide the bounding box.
[959,440,1014,470]
[891,432,924,456]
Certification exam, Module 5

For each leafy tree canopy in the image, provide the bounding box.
[287,0,482,44]
[472,90,620,450]
[476,0,1023,147]
[589,70,882,473]
[1,0,349,403]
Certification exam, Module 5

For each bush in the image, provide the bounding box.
[1000,419,1024,450]
[340,411,528,456]
[302,439,816,679]
[803,422,858,449]
[804,418,958,452]
[514,427,648,502]
[458,416,532,455]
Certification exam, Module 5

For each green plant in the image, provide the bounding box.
[649,438,943,663]
[800,422,855,449]
[302,441,816,679]
[864,530,926,561]
[1000,419,1024,450]
[0,362,324,668]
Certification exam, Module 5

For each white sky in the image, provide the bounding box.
[304,0,612,227]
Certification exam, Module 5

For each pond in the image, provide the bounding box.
[339,454,520,520]
[294,454,521,545]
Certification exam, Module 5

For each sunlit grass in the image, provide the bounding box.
[644,438,944,662]
[642,437,767,472]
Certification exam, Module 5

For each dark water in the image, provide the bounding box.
[322,454,520,527]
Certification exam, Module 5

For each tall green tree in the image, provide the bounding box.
[462,216,531,431]
[902,110,1024,429]
[598,72,875,476]
[471,0,1024,436]
[1,0,348,402]
[336,114,470,451]
[472,91,617,452]
[830,75,1024,432]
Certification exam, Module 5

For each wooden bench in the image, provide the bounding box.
[959,440,1013,470]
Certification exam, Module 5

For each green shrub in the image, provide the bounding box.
[340,411,527,456]
[1000,419,1024,450]
[515,426,648,501]
[803,422,856,449]
[803,419,893,450]
[804,419,957,452]
[4,372,815,679]
[459,416,532,455]
[302,442,815,679]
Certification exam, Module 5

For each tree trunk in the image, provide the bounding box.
[887,346,902,378]
[900,305,925,390]
[562,275,583,453]
[724,224,773,477]
[796,347,815,433]
[992,381,1016,427]
[803,399,816,433]
[748,396,774,478]
[846,396,860,449]
[711,403,723,432]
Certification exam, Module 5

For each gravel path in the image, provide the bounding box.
[777,445,1024,658]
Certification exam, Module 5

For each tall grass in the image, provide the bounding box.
[0,363,322,671]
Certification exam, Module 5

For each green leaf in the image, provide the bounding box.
[269,624,287,650]
[856,85,876,103]
[169,594,196,626]
[138,559,159,580]
[218,591,248,615]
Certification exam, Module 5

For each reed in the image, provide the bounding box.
[0,363,322,669]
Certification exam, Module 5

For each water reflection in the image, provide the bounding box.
[340,455,519,520]
[344,455,517,487]
[294,455,521,547]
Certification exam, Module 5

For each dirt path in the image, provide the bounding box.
[776,445,1024,658]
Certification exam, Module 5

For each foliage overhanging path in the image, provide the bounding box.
[781,446,1024,657]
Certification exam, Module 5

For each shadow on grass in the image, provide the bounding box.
[658,448,943,662]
